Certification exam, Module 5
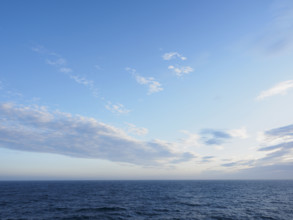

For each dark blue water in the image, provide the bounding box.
[1,180,293,220]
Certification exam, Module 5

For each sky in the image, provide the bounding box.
[0,0,293,180]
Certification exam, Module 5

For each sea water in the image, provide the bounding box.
[1,180,293,219]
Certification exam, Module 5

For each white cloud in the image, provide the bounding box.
[220,124,293,172]
[228,127,248,139]
[215,146,224,150]
[200,127,249,146]
[59,67,72,73]
[257,80,293,100]
[126,123,148,136]
[162,52,187,61]
[69,74,94,87]
[136,75,163,94]
[32,45,127,112]
[177,130,200,152]
[254,124,293,167]
[126,67,163,95]
[32,45,101,99]
[105,102,131,114]
[168,65,194,77]
[0,81,24,99]
[0,103,195,166]
[31,45,47,54]
[259,124,293,148]
[46,58,66,66]
[66,73,99,98]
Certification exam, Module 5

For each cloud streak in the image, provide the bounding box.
[46,58,66,66]
[126,123,148,136]
[105,102,131,114]
[0,103,194,166]
[220,124,293,170]
[249,1,293,57]
[32,46,98,95]
[258,124,293,162]
[200,127,248,146]
[200,129,232,146]
[256,80,293,100]
[32,45,132,114]
[126,67,163,95]
[162,52,186,61]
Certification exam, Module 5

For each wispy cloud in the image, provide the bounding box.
[227,127,248,139]
[170,152,195,164]
[256,80,293,100]
[162,51,194,77]
[126,123,148,136]
[201,127,248,146]
[94,65,101,70]
[200,156,215,163]
[136,75,163,94]
[162,52,186,61]
[201,129,232,146]
[59,67,72,73]
[168,65,194,77]
[105,102,131,114]
[0,81,23,99]
[258,124,293,156]
[32,45,97,94]
[178,130,200,150]
[32,45,131,114]
[31,45,50,54]
[126,67,163,95]
[46,58,66,66]
[221,160,255,168]
[250,1,293,57]
[0,103,195,166]
[69,75,94,87]
[220,124,293,170]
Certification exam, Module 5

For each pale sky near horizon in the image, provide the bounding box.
[1,0,293,180]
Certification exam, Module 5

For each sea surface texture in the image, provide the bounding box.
[0,180,293,220]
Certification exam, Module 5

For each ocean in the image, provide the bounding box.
[0,180,292,219]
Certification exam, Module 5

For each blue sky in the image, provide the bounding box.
[1,0,293,180]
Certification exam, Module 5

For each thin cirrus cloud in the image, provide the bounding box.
[258,124,293,160]
[126,67,163,95]
[217,124,293,179]
[105,102,131,115]
[0,103,195,166]
[32,45,132,114]
[125,123,148,136]
[254,1,293,57]
[0,81,23,99]
[59,67,72,73]
[33,46,97,94]
[162,52,187,61]
[46,58,66,66]
[221,124,293,169]
[256,80,293,100]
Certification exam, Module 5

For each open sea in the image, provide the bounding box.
[0,180,293,220]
